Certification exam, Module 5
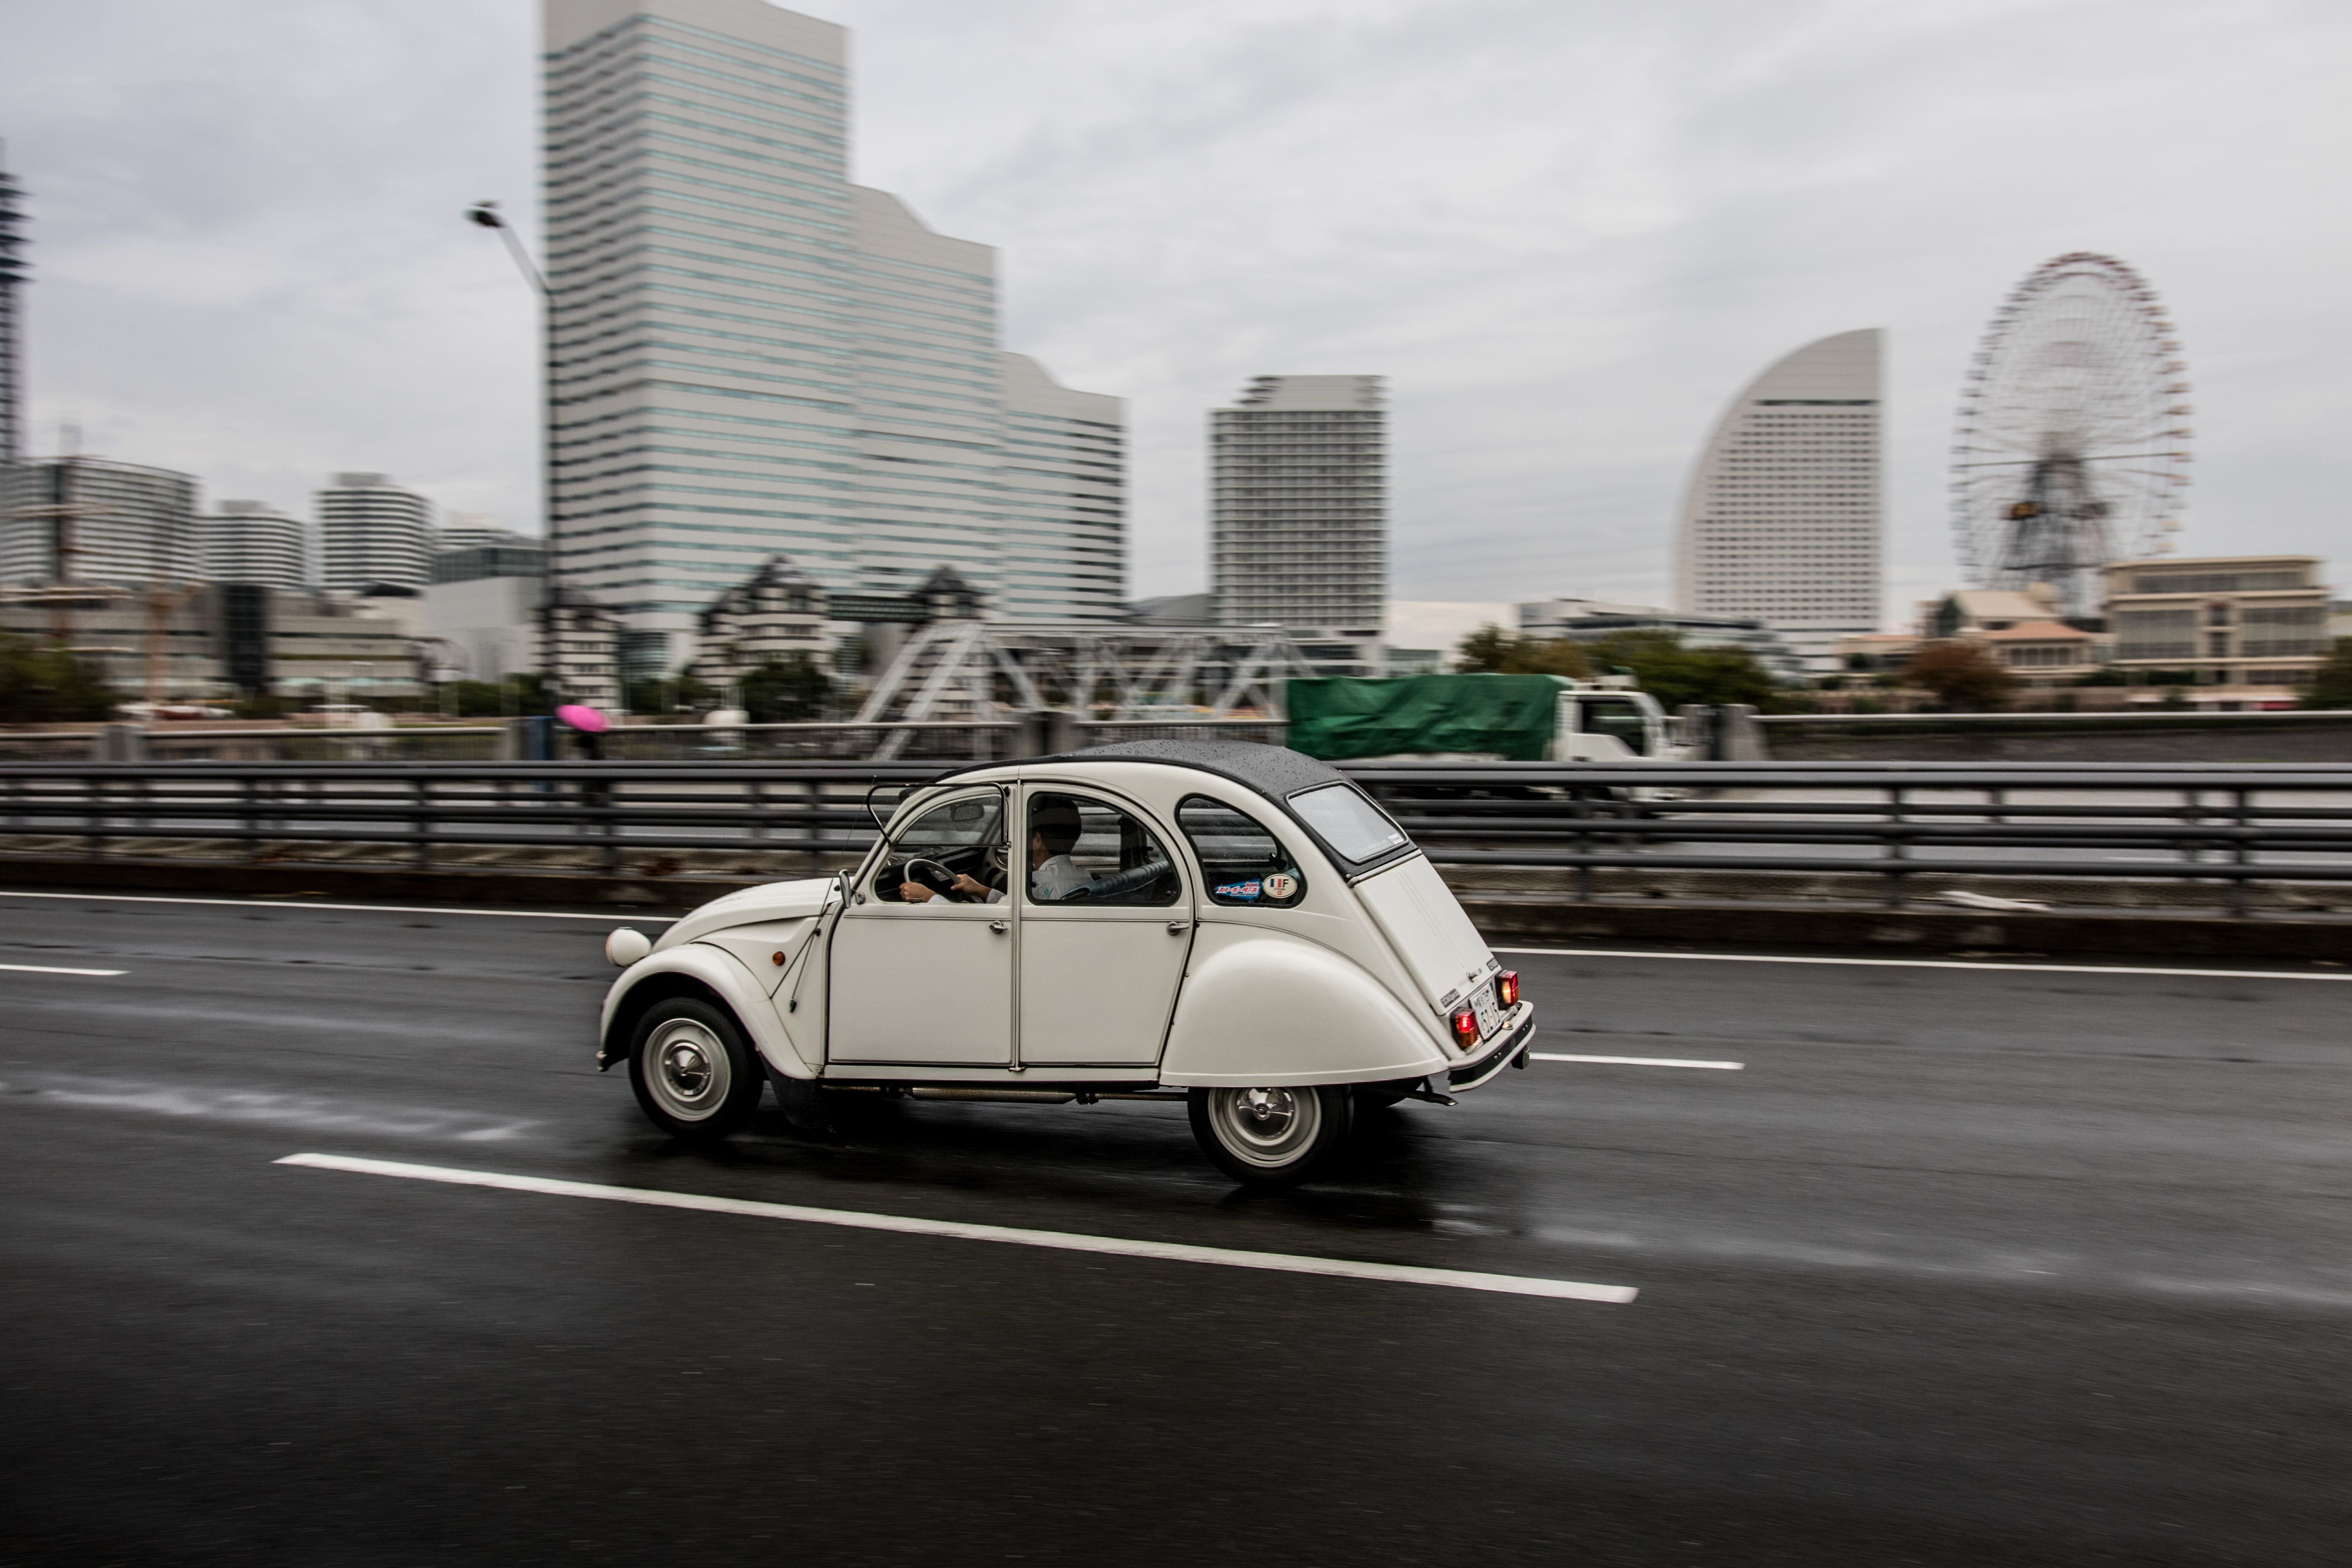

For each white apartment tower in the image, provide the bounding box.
[0,455,201,586]
[542,0,1125,674]
[205,500,312,590]
[1674,329,1882,669]
[1209,374,1385,631]
[317,472,433,592]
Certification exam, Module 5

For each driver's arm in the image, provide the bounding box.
[900,874,989,904]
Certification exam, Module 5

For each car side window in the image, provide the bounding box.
[1176,796,1307,907]
[872,791,1005,903]
[1023,792,1180,907]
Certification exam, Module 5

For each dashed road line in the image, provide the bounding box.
[1531,1052,1743,1070]
[1496,947,2352,983]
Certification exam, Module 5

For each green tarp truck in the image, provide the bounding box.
[1285,674,1686,765]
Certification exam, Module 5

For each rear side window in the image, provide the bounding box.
[1287,782,1409,864]
[1177,796,1306,907]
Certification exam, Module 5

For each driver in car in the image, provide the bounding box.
[900,799,1090,904]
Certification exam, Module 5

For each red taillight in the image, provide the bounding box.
[1450,1008,1480,1049]
[1497,970,1520,1008]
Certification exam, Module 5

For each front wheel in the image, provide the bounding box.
[628,997,763,1139]
[1187,1084,1354,1189]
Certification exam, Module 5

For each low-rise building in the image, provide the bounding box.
[1974,619,2101,686]
[1916,585,2108,688]
[692,556,830,685]
[2104,554,2329,693]
[1833,631,1919,672]
[419,576,542,686]
[0,584,422,700]
[1517,597,1805,681]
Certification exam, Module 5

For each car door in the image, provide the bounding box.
[828,786,1014,1066]
[1015,786,1192,1067]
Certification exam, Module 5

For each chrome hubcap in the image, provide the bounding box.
[644,1018,729,1120]
[1209,1086,1321,1168]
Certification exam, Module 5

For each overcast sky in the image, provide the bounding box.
[3,0,2346,635]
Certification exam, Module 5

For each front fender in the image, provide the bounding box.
[1159,926,1451,1088]
[598,942,818,1079]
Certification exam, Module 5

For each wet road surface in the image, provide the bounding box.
[4,888,2350,1565]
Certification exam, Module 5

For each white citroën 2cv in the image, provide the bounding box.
[599,742,1533,1188]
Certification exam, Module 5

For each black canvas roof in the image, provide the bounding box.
[934,739,1344,805]
[1046,740,1348,800]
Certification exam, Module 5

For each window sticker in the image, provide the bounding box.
[1179,795,1307,908]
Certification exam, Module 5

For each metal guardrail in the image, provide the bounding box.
[6,759,2352,916]
[0,717,1292,764]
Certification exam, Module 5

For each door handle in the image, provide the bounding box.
[1167,920,1191,934]
[989,920,1009,934]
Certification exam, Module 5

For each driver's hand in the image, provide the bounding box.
[900,881,935,903]
[950,874,989,897]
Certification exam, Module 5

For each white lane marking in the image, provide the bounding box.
[277,1153,1637,1305]
[0,890,679,923]
[1531,1052,1743,1071]
[0,961,126,976]
[1495,947,2352,983]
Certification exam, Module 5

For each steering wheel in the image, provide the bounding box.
[900,858,971,902]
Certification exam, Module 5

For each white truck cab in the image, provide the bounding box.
[1549,677,1690,765]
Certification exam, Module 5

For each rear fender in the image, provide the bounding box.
[598,943,818,1079]
[1158,926,1450,1088]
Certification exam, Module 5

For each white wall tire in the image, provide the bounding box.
[1187,1085,1354,1189]
[628,998,763,1139]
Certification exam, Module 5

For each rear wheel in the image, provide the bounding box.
[628,997,763,1139]
[1187,1084,1354,1189]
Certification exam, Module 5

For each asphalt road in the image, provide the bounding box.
[5,888,2350,1565]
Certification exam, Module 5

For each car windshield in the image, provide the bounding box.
[1287,782,1409,864]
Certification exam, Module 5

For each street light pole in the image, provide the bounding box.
[466,199,567,713]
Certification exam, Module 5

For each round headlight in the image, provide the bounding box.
[606,927,652,968]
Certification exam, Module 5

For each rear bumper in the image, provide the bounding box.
[1448,1003,1535,1093]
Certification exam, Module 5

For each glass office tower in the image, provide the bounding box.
[543,0,1125,671]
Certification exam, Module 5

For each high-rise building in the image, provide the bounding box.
[1674,328,1882,671]
[0,455,201,586]
[541,0,1126,674]
[1208,374,1386,637]
[317,472,432,592]
[204,500,312,590]
[437,512,526,553]
[997,353,1124,620]
[0,144,26,473]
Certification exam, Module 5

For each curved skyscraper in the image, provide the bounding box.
[205,500,313,590]
[1673,328,1882,671]
[316,472,432,591]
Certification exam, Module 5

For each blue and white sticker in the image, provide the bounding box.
[1215,879,1262,901]
[1263,872,1300,902]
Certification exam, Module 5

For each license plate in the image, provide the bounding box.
[1470,984,1502,1042]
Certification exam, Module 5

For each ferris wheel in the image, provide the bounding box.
[1951,252,2193,617]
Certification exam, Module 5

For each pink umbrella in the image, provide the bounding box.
[555,704,609,733]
